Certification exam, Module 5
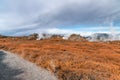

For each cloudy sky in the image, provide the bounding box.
[0,0,120,36]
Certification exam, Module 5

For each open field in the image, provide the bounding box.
[0,38,120,80]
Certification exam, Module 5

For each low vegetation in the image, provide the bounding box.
[0,36,120,80]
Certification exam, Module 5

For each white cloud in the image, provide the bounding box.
[43,28,94,36]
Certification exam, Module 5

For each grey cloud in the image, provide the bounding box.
[36,0,120,26]
[0,0,120,35]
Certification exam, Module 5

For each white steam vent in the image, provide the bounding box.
[37,33,72,40]
[37,34,52,40]
[86,20,120,42]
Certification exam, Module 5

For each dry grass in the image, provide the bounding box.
[0,38,120,80]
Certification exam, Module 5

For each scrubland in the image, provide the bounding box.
[0,38,120,80]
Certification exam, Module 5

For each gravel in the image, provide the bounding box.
[0,50,57,80]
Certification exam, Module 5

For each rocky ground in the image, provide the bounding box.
[0,37,120,80]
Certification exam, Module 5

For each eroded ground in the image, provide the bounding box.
[0,38,120,80]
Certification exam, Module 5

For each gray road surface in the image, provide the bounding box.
[0,50,57,80]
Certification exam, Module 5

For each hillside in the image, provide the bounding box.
[0,37,120,80]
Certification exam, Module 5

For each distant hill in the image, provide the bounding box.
[0,33,120,41]
[85,33,120,41]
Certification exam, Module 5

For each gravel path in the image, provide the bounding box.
[0,50,57,80]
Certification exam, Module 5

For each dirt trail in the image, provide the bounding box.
[0,50,57,80]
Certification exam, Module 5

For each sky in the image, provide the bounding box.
[0,0,120,36]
